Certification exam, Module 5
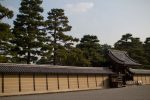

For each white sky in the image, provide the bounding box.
[1,0,150,46]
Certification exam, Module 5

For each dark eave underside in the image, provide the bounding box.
[0,63,114,75]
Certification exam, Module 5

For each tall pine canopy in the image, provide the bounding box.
[0,4,13,63]
[144,37,150,64]
[76,35,103,67]
[46,8,77,65]
[12,0,46,64]
[114,33,147,64]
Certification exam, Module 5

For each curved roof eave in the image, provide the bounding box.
[108,49,142,66]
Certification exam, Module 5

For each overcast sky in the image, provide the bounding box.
[1,0,150,46]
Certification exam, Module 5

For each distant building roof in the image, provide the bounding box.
[108,49,141,66]
[129,68,150,75]
[0,63,114,75]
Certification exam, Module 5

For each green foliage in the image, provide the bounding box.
[0,4,13,63]
[141,65,150,69]
[11,0,46,64]
[115,33,132,51]
[0,55,8,63]
[101,44,112,56]
[144,37,150,64]
[0,4,13,19]
[46,8,78,65]
[2,1,150,67]
[59,48,91,67]
[101,44,112,66]
[77,35,103,66]
[114,33,148,64]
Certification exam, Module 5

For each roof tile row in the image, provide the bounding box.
[0,63,114,75]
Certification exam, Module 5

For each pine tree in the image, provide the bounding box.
[12,0,46,64]
[144,37,150,64]
[0,4,13,63]
[114,33,148,64]
[76,35,103,67]
[46,8,78,65]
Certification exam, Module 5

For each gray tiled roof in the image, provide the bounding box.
[108,49,141,66]
[0,63,114,75]
[129,68,150,75]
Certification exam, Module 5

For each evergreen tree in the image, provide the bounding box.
[129,38,147,64]
[0,4,13,63]
[115,33,132,51]
[144,37,150,64]
[76,35,103,67]
[114,33,147,64]
[12,0,46,64]
[101,44,112,66]
[63,48,91,66]
[46,8,78,65]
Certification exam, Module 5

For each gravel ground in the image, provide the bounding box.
[1,85,150,100]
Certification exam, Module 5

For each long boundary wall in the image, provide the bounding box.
[133,74,150,85]
[0,73,109,96]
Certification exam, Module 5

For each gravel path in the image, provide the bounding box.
[1,85,150,100]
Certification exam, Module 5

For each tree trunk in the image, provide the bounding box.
[53,27,57,65]
[27,51,30,64]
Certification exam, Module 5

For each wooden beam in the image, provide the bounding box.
[57,74,59,90]
[102,75,104,86]
[46,74,48,90]
[2,73,4,93]
[33,74,35,91]
[77,74,79,88]
[19,74,21,92]
[87,75,89,88]
[67,74,70,89]
[95,75,97,87]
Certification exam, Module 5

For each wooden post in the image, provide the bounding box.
[149,75,150,84]
[46,74,48,90]
[57,74,59,90]
[33,74,35,91]
[19,74,21,92]
[102,75,104,87]
[95,75,97,87]
[2,73,4,93]
[77,74,79,88]
[87,75,89,88]
[67,74,70,89]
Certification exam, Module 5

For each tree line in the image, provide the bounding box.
[0,0,150,67]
